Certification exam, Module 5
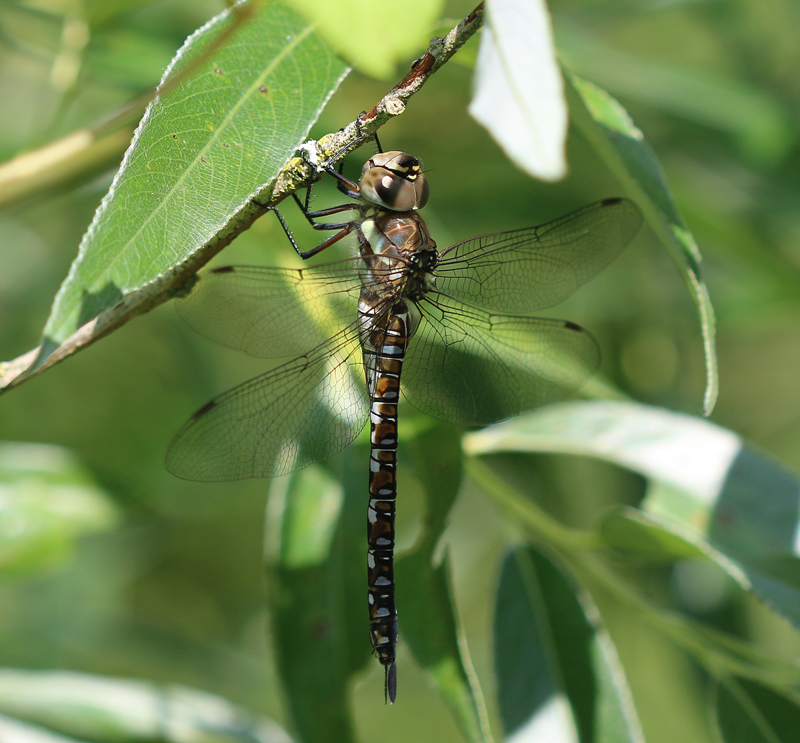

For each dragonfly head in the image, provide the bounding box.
[360,151,429,212]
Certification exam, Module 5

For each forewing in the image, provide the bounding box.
[402,295,600,426]
[434,198,642,314]
[176,261,362,358]
[166,325,368,481]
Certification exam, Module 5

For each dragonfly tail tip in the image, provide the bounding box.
[385,661,397,704]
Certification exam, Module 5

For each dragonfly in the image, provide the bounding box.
[166,145,643,702]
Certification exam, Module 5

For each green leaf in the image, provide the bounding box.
[0,442,117,576]
[402,420,463,543]
[465,401,800,629]
[397,422,493,742]
[398,553,492,741]
[0,669,293,743]
[37,2,348,365]
[599,510,766,627]
[265,450,369,743]
[715,677,800,743]
[468,0,567,180]
[600,508,722,564]
[740,557,800,636]
[0,713,90,743]
[494,546,643,742]
[284,0,444,79]
[464,401,795,557]
[565,72,718,415]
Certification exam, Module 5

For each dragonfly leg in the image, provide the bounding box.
[351,110,383,154]
[289,156,361,229]
[290,191,360,244]
[326,110,381,164]
[294,134,362,202]
[322,112,383,198]
[298,226,355,259]
[292,192,360,223]
[372,129,384,155]
[325,168,361,200]
[254,112,385,259]
[292,111,384,211]
[262,204,355,260]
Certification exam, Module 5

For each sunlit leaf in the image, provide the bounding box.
[31,2,347,371]
[0,442,117,576]
[0,670,293,743]
[494,546,643,742]
[600,508,723,564]
[469,0,567,181]
[285,0,444,79]
[0,713,88,743]
[565,73,718,414]
[465,400,800,628]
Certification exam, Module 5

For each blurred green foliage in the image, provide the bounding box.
[0,1,799,742]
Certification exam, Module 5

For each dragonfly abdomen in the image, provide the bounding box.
[363,303,410,704]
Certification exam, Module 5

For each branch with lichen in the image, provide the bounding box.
[0,3,485,392]
[271,3,484,200]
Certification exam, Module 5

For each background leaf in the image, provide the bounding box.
[398,421,492,742]
[558,31,794,166]
[0,669,294,743]
[466,401,800,629]
[0,442,117,576]
[494,546,643,742]
[265,451,367,743]
[285,0,444,79]
[0,714,89,743]
[565,74,718,414]
[714,677,800,743]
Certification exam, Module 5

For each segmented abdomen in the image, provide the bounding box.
[361,300,409,699]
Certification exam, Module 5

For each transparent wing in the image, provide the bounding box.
[434,198,642,314]
[176,261,363,359]
[166,325,368,481]
[402,294,600,426]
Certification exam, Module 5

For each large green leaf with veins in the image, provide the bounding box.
[38,1,347,364]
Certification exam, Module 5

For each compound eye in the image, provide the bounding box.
[360,164,429,211]
[376,171,415,210]
[414,176,430,209]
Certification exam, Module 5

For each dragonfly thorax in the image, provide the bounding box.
[404,250,438,302]
[358,211,437,302]
[359,151,429,211]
